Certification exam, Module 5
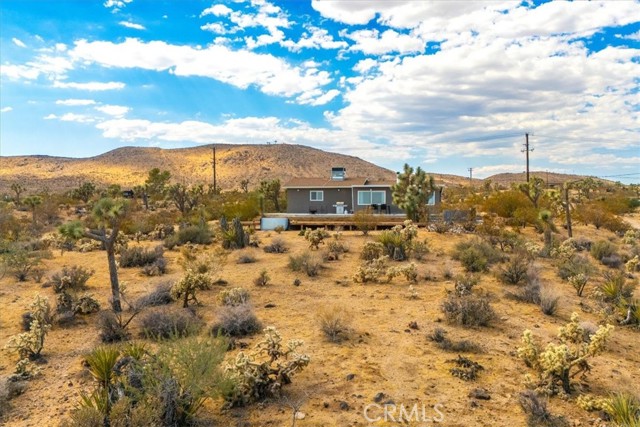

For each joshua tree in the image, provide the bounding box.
[71,182,97,204]
[59,198,129,312]
[392,164,435,222]
[23,195,42,224]
[518,177,545,208]
[10,183,26,204]
[538,209,556,253]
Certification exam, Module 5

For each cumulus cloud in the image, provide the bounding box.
[281,27,348,52]
[44,113,95,123]
[1,106,13,113]
[95,105,130,117]
[119,21,146,30]
[345,29,425,55]
[55,99,96,106]
[200,4,232,17]
[104,0,132,11]
[67,38,333,102]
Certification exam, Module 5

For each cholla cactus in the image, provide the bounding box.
[622,229,639,245]
[626,255,639,273]
[304,228,330,250]
[353,256,389,283]
[386,263,418,283]
[408,285,419,300]
[5,295,52,362]
[171,271,213,307]
[224,327,310,407]
[568,273,589,297]
[517,312,614,395]
[361,241,385,261]
[576,394,608,412]
[524,241,542,258]
[218,287,250,306]
[550,240,576,260]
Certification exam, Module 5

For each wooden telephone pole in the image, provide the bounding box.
[522,133,533,182]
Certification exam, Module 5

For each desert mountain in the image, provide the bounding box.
[0,144,472,194]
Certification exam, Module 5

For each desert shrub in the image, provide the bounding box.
[386,263,419,283]
[452,239,504,273]
[5,249,42,282]
[453,275,479,296]
[49,265,94,293]
[165,224,212,248]
[97,311,130,343]
[136,283,173,308]
[360,241,384,261]
[139,309,202,340]
[236,251,257,263]
[304,228,330,250]
[557,254,594,281]
[171,272,213,308]
[218,287,250,306]
[223,327,310,407]
[539,286,560,316]
[598,271,635,305]
[353,207,379,235]
[441,294,495,327]
[411,239,429,261]
[5,295,52,364]
[601,254,623,269]
[507,276,542,304]
[517,312,614,395]
[482,189,532,219]
[288,251,323,277]
[317,305,353,343]
[211,304,262,337]
[119,245,163,268]
[263,237,288,254]
[253,269,270,287]
[74,294,100,315]
[428,328,482,353]
[519,390,566,427]
[141,257,167,276]
[448,355,484,381]
[498,255,531,286]
[568,273,589,297]
[590,240,616,262]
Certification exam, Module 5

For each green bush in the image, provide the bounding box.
[498,256,531,286]
[139,309,202,340]
[453,239,504,272]
[119,245,164,268]
[164,225,212,248]
[590,240,617,261]
[49,265,94,293]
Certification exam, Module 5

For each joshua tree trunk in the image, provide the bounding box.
[105,241,122,312]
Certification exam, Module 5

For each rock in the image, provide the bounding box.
[373,392,386,403]
[339,401,350,410]
[293,278,301,286]
[264,303,276,308]
[346,373,356,381]
[408,321,419,330]
[295,412,305,420]
[468,388,491,400]
[323,402,330,408]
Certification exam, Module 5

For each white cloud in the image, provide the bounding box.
[104,0,132,11]
[200,4,232,17]
[200,23,228,34]
[304,89,340,106]
[281,26,347,52]
[95,105,130,117]
[53,81,126,91]
[12,38,27,48]
[55,99,96,106]
[353,58,379,74]
[621,30,640,41]
[346,29,425,55]
[119,21,146,30]
[68,38,332,101]
[1,107,13,113]
[44,113,95,123]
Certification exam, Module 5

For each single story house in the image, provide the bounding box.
[283,167,441,215]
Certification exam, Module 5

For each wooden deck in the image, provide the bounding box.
[261,213,412,229]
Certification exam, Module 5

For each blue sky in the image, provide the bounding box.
[1,0,639,183]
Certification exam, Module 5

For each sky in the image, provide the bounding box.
[1,0,639,183]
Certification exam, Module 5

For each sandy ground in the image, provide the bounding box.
[1,222,639,427]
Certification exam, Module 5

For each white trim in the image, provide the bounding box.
[357,190,386,205]
[310,190,324,201]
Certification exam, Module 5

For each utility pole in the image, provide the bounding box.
[212,145,217,194]
[522,133,533,182]
[468,168,473,186]
[564,184,573,238]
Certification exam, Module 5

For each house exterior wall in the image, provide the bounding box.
[286,188,353,214]
[350,186,403,213]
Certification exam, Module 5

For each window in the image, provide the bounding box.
[427,191,436,206]
[358,190,386,205]
[310,190,323,201]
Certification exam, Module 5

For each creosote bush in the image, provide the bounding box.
[139,308,202,340]
[218,287,251,306]
[211,303,262,337]
[135,282,173,308]
[377,220,418,261]
[539,285,560,316]
[452,239,504,273]
[223,327,310,407]
[253,269,270,287]
[441,294,495,327]
[517,312,614,395]
[263,237,288,254]
[118,245,164,268]
[317,305,353,343]
[288,251,324,277]
[498,255,530,286]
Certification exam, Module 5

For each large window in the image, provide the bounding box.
[358,190,386,205]
[427,191,436,205]
[310,190,324,201]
